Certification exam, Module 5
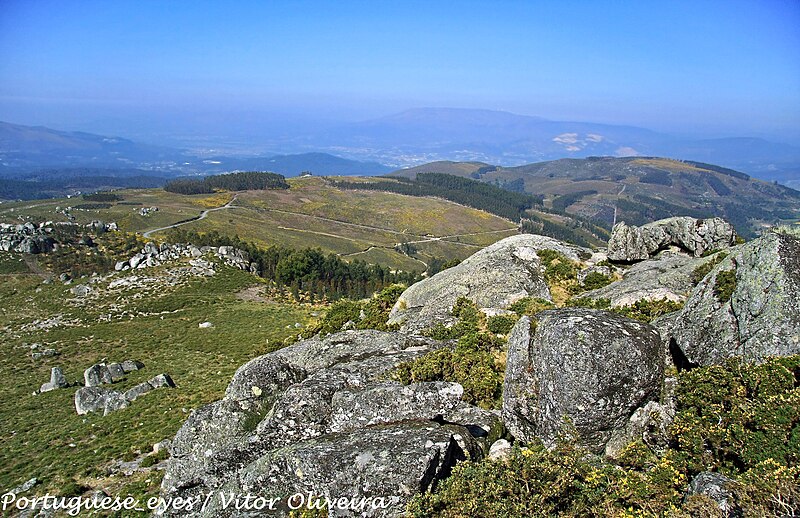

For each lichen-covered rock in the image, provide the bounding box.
[582,253,712,307]
[161,331,489,516]
[74,386,115,415]
[685,471,742,518]
[607,217,737,262]
[671,229,800,365]
[388,234,589,333]
[503,310,663,453]
[83,364,113,387]
[195,422,480,518]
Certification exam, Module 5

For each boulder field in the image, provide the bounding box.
[158,219,799,517]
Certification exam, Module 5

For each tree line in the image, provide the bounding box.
[166,229,421,300]
[164,171,289,195]
[332,173,543,222]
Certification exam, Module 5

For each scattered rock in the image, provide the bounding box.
[39,367,69,393]
[84,364,112,387]
[121,360,145,372]
[8,477,38,496]
[503,310,663,453]
[149,373,176,388]
[75,386,114,415]
[607,217,737,262]
[671,229,800,365]
[198,321,214,329]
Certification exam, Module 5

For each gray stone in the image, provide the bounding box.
[84,364,112,387]
[605,401,673,457]
[160,330,469,513]
[327,381,464,433]
[106,362,125,382]
[75,387,110,415]
[121,360,144,372]
[172,422,480,518]
[39,366,69,393]
[103,391,130,415]
[488,439,512,460]
[114,260,128,271]
[503,310,663,453]
[69,284,92,297]
[607,217,737,262]
[124,381,153,401]
[582,253,714,307]
[149,373,176,388]
[685,472,742,517]
[388,234,589,333]
[671,229,800,365]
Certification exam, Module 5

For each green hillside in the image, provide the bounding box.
[0,176,519,273]
[393,157,800,238]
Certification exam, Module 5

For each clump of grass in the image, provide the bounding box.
[714,269,737,303]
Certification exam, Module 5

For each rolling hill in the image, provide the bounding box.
[392,157,800,239]
[0,176,519,273]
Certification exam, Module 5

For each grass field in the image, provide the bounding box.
[0,256,314,507]
[0,177,519,272]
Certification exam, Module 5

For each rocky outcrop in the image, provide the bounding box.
[0,220,116,254]
[607,217,737,262]
[582,253,715,307]
[669,229,800,365]
[75,373,175,415]
[502,310,663,453]
[114,242,259,275]
[387,234,589,333]
[161,330,490,517]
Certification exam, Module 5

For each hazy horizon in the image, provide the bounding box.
[2,0,799,146]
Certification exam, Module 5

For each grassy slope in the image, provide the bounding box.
[0,257,313,502]
[0,177,518,271]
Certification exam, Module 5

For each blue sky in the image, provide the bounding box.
[1,0,799,139]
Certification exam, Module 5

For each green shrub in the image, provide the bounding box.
[409,355,800,516]
[486,314,519,334]
[395,298,505,409]
[509,297,555,316]
[582,271,613,290]
[669,355,800,475]
[691,251,729,285]
[304,284,405,336]
[611,298,684,322]
[714,270,737,303]
[564,297,611,309]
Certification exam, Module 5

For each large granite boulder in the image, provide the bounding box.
[503,310,663,453]
[161,330,489,517]
[607,217,737,262]
[670,229,800,365]
[582,253,717,307]
[387,234,589,333]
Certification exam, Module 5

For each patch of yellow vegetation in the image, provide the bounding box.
[630,158,705,172]
[194,192,234,208]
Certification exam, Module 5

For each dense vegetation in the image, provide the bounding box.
[164,171,289,195]
[334,173,543,222]
[410,355,800,517]
[166,229,420,300]
[82,192,123,202]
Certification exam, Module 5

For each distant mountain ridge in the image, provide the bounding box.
[319,108,800,186]
[0,121,391,182]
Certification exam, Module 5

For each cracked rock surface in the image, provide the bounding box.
[670,229,800,365]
